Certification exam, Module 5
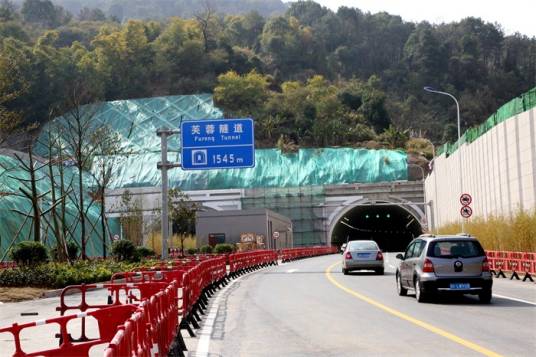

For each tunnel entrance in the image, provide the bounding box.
[330,204,423,252]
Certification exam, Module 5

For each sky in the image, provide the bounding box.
[286,0,536,38]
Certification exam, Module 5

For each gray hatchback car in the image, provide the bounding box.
[395,234,492,303]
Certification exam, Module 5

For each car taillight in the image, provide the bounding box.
[422,258,434,273]
[482,256,490,272]
[345,252,352,260]
[376,251,383,261]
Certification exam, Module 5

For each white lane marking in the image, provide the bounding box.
[195,274,248,356]
[389,264,396,269]
[493,293,536,306]
[286,269,298,274]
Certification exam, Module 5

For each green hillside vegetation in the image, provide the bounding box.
[1,0,535,149]
[11,0,288,20]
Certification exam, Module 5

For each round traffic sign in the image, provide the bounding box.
[460,193,472,206]
[460,205,473,218]
[272,231,280,239]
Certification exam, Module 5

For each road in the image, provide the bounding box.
[191,253,536,357]
[0,254,534,356]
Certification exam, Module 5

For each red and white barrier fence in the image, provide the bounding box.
[486,250,535,282]
[280,246,338,262]
[0,248,316,357]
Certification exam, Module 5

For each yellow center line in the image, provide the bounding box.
[325,261,503,357]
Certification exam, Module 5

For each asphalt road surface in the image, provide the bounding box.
[190,253,536,357]
[0,253,534,356]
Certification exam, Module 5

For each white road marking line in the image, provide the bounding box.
[493,293,536,306]
[286,269,298,273]
[195,273,248,356]
[389,264,396,269]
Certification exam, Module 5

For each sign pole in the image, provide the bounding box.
[157,127,180,259]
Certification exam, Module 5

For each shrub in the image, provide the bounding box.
[51,241,79,261]
[187,248,198,255]
[199,245,213,254]
[136,246,155,258]
[112,240,136,261]
[214,243,234,254]
[10,241,48,266]
[66,241,79,260]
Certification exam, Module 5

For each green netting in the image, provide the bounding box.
[104,148,408,190]
[437,86,536,156]
[35,94,407,190]
[0,154,117,260]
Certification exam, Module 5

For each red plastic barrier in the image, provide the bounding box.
[280,246,337,262]
[0,305,136,357]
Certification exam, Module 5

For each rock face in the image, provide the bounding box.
[407,152,430,181]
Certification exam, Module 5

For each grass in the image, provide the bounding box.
[437,209,536,252]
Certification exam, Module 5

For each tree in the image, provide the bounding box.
[168,188,198,256]
[214,70,270,117]
[0,55,25,146]
[56,80,103,259]
[0,0,17,21]
[78,7,106,22]
[89,125,128,258]
[21,0,71,28]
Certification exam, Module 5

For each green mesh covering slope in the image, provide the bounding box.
[105,148,408,190]
[36,94,407,190]
[0,154,117,259]
[35,94,223,156]
[438,86,536,156]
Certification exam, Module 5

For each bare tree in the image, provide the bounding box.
[194,0,217,53]
[89,125,129,258]
[57,81,103,259]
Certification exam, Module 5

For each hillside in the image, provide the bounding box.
[12,0,288,20]
[1,0,535,151]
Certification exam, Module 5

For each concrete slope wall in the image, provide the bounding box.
[425,108,536,229]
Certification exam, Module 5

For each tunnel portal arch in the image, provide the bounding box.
[329,199,424,252]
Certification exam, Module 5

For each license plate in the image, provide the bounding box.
[357,253,369,257]
[450,283,470,290]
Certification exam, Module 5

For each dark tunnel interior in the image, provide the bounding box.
[331,204,423,252]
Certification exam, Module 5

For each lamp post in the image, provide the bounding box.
[423,86,464,233]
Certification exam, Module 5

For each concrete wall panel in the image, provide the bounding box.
[425,108,536,228]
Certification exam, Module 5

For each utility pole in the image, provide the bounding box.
[157,127,180,259]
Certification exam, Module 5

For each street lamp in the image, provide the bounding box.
[423,86,464,233]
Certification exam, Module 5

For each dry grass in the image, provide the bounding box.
[146,233,197,254]
[437,209,536,252]
[0,287,48,302]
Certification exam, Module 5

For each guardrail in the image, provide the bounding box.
[0,248,321,357]
[280,246,338,262]
[486,251,535,282]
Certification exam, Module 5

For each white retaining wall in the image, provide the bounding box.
[425,107,536,229]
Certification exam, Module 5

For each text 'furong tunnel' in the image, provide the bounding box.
[331,203,423,252]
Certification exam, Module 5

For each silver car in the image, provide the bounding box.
[395,234,493,303]
[342,240,384,275]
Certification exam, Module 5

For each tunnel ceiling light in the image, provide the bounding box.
[376,214,380,218]
[365,215,369,219]
[386,214,391,218]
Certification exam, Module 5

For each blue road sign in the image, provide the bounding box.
[181,118,255,170]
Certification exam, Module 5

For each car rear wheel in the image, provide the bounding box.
[479,289,492,304]
[376,268,384,275]
[415,278,428,303]
[396,272,407,296]
[342,268,348,275]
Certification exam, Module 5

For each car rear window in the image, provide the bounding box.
[348,241,378,251]
[427,240,485,258]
